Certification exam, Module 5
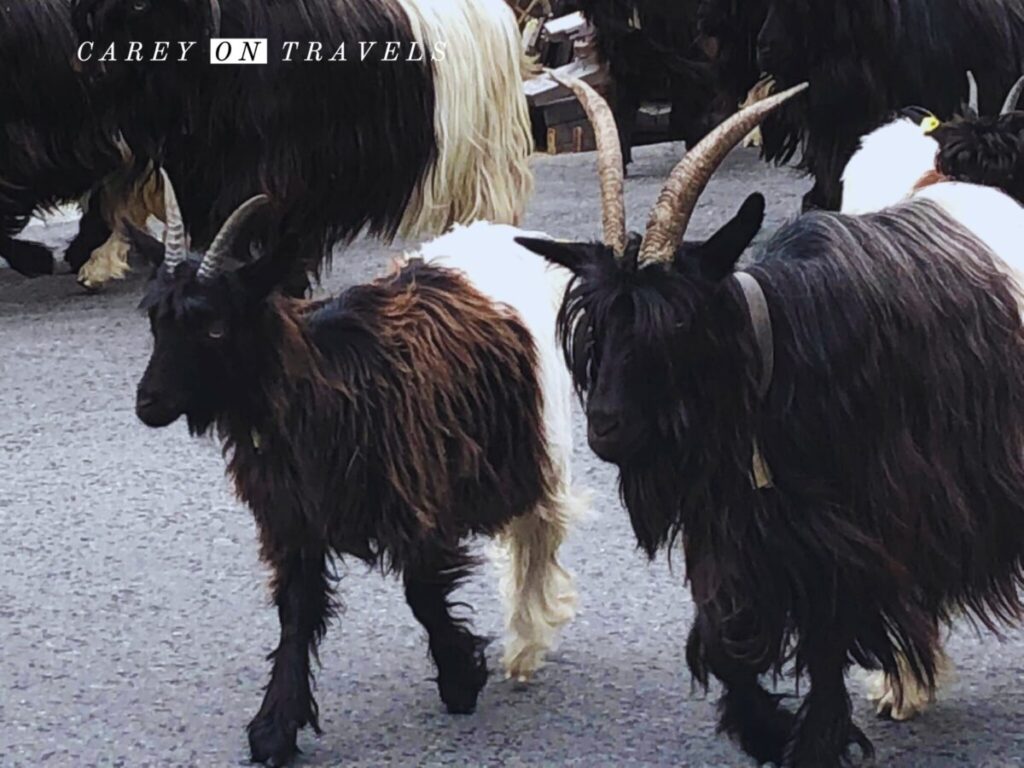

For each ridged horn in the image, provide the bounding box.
[160,168,187,271]
[1001,75,1024,115]
[210,0,221,36]
[549,71,627,256]
[638,82,809,263]
[196,194,270,282]
[966,70,979,116]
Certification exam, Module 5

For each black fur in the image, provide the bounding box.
[520,198,1024,765]
[0,0,123,276]
[579,0,759,168]
[933,112,1024,204]
[700,0,1024,211]
[73,0,438,292]
[132,230,553,765]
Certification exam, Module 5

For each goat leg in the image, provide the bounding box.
[0,234,54,277]
[248,546,333,767]
[783,637,873,767]
[687,606,793,766]
[403,542,488,714]
[64,195,113,274]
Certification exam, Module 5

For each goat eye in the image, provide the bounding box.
[131,0,149,12]
[207,321,226,340]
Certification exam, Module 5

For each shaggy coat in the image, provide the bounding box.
[133,220,580,766]
[580,0,760,166]
[0,0,126,277]
[700,0,1024,211]
[933,112,1024,204]
[523,196,1024,765]
[73,0,533,292]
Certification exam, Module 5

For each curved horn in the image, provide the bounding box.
[196,194,270,282]
[1001,75,1024,115]
[160,168,188,271]
[209,0,221,36]
[966,70,979,116]
[549,71,627,255]
[638,82,809,263]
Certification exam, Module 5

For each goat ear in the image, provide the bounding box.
[123,219,167,270]
[515,236,592,275]
[687,193,765,281]
[238,247,291,300]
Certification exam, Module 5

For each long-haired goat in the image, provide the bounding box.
[72,0,533,294]
[130,173,581,766]
[698,0,1024,212]
[579,0,761,170]
[842,75,1024,213]
[0,0,159,283]
[516,78,1024,765]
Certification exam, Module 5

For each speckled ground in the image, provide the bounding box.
[2,145,1022,767]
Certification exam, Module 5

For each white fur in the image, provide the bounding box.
[914,182,1024,281]
[412,222,585,680]
[394,0,534,239]
[840,118,941,214]
[841,119,1024,295]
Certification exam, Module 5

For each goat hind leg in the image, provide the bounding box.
[404,543,488,714]
[493,499,577,682]
[248,547,333,767]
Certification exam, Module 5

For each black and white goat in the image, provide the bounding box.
[843,74,1024,213]
[73,0,533,293]
[698,0,1024,212]
[130,173,582,766]
[516,78,1024,765]
[0,0,159,284]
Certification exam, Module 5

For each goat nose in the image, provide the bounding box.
[136,388,157,410]
[588,410,621,439]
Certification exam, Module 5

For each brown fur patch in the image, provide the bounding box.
[912,169,950,193]
[223,260,553,572]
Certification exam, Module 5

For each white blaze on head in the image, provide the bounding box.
[840,118,941,214]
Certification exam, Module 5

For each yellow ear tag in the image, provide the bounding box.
[921,115,941,134]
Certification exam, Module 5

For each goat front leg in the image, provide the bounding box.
[403,543,488,714]
[64,196,112,275]
[248,546,333,767]
[784,636,873,767]
[688,606,794,766]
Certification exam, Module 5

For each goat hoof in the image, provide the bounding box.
[5,240,54,277]
[247,712,299,766]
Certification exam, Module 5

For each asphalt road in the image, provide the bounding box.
[2,145,1023,767]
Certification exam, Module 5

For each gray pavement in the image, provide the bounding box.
[1,144,1022,767]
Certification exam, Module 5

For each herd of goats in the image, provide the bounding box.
[6,0,1024,766]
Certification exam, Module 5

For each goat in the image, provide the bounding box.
[842,75,1024,214]
[130,173,582,766]
[578,0,759,170]
[0,0,159,284]
[698,0,1024,212]
[516,77,1024,765]
[73,0,534,294]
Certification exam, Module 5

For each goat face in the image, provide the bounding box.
[128,199,279,433]
[517,194,764,465]
[134,261,244,432]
